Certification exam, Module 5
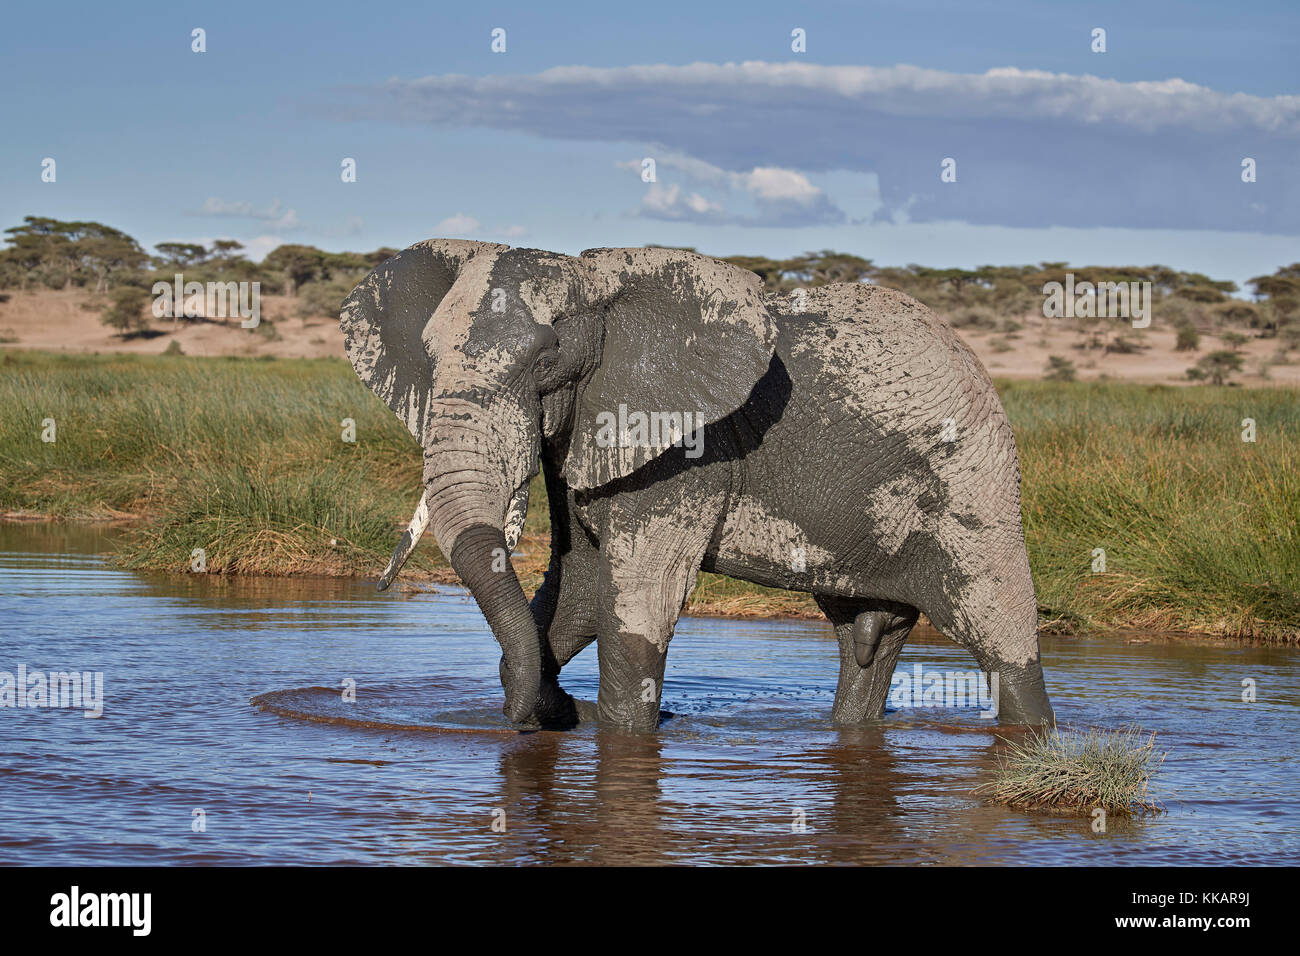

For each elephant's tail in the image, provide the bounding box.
[377,490,432,591]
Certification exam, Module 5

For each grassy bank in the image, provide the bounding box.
[2,351,1297,639]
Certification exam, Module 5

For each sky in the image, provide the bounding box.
[1,0,1296,290]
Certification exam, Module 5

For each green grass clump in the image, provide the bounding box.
[974,725,1166,815]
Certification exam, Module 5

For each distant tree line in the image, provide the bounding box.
[0,216,396,296]
[718,249,1300,343]
[2,217,1296,347]
[0,216,399,335]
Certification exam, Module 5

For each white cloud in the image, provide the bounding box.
[191,197,299,231]
[435,212,481,235]
[360,61,1297,134]
[742,167,821,203]
[623,155,844,226]
[641,183,726,221]
[332,61,1300,233]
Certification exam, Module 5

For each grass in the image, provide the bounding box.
[0,350,432,577]
[973,725,1166,815]
[1002,380,1300,641]
[1,351,1298,638]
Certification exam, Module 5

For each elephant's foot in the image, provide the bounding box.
[989,660,1056,727]
[594,628,671,733]
[593,670,666,732]
[594,707,663,733]
[507,676,600,730]
[530,675,580,729]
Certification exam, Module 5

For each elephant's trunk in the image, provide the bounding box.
[444,521,540,723]
[421,409,541,723]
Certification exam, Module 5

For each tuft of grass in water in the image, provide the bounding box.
[974,725,1166,815]
[1,352,1297,636]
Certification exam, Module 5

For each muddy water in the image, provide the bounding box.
[1,522,1296,865]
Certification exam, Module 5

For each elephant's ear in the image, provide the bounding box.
[564,247,777,489]
[340,239,506,440]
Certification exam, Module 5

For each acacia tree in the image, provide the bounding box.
[0,217,146,291]
[153,242,208,270]
[76,224,147,292]
[263,244,325,295]
[0,218,75,289]
[1187,350,1244,385]
[1248,266,1300,338]
[100,286,152,336]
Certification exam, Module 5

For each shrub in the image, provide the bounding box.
[100,287,151,335]
[1107,335,1145,354]
[1187,350,1245,385]
[295,278,355,320]
[1174,324,1200,352]
[1214,300,1262,329]
[949,305,999,330]
[1159,297,1209,331]
[1220,330,1250,351]
[1044,355,1077,381]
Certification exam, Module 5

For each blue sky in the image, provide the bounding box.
[1,0,1296,289]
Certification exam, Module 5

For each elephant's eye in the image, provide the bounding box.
[527,325,561,372]
[532,345,561,377]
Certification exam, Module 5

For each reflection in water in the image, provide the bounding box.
[0,522,1297,865]
[492,733,670,865]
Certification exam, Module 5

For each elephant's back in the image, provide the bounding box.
[766,283,1001,427]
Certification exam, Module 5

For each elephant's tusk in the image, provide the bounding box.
[377,491,431,591]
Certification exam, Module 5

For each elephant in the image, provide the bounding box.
[339,239,1055,733]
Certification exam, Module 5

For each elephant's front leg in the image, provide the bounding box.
[525,535,601,727]
[593,513,712,732]
[523,463,602,727]
[525,562,583,728]
[595,615,672,732]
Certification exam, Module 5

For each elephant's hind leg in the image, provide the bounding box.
[815,596,919,725]
[911,541,1055,726]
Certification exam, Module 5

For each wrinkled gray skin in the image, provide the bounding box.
[340,240,1054,732]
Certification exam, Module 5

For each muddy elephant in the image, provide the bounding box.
[339,240,1054,732]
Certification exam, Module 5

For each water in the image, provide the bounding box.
[1,522,1296,865]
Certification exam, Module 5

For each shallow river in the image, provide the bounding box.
[1,523,1296,865]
